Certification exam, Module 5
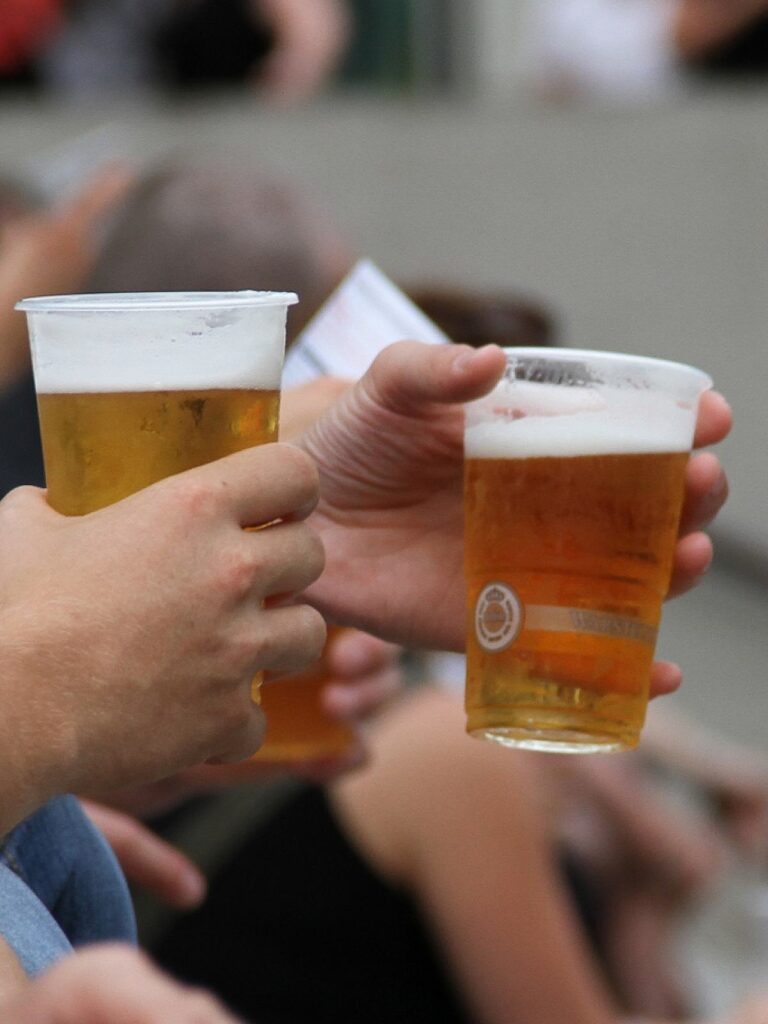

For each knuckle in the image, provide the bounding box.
[166,476,219,520]
[215,547,260,602]
[218,644,260,697]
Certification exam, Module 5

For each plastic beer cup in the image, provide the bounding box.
[254,626,356,762]
[463,347,712,753]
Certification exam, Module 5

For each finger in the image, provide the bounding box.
[679,452,729,535]
[325,630,401,678]
[668,531,713,598]
[0,484,57,525]
[81,802,206,909]
[693,390,733,448]
[253,603,327,675]
[322,666,403,722]
[649,661,682,698]
[256,521,325,598]
[207,703,266,765]
[162,443,319,527]
[365,341,507,416]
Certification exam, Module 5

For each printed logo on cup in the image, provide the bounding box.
[475,583,523,652]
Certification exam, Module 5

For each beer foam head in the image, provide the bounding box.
[18,292,296,393]
[465,382,698,458]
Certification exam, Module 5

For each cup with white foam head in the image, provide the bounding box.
[17,291,296,515]
[463,347,712,754]
[18,291,297,705]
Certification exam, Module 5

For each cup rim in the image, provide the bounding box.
[15,290,299,313]
[503,346,712,391]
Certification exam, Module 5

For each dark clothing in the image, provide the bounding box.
[154,785,472,1024]
[0,372,44,496]
[689,14,768,76]
[155,0,274,87]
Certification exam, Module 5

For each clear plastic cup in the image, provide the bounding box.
[463,347,712,753]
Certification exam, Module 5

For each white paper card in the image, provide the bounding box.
[283,259,450,387]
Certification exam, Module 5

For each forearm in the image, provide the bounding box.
[0,629,74,835]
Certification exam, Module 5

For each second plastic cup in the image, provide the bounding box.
[463,347,712,754]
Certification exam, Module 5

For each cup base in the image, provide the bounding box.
[469,725,635,754]
[466,674,645,754]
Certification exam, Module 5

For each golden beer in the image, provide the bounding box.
[465,451,688,751]
[254,627,355,762]
[463,347,712,753]
[37,388,280,514]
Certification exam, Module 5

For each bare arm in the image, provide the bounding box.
[332,691,766,1024]
[332,689,617,1024]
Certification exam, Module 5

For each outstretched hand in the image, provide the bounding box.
[300,342,507,650]
[299,341,730,666]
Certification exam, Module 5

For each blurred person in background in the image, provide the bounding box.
[520,0,768,103]
[149,674,768,1024]
[0,0,351,103]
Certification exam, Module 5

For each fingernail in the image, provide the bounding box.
[451,346,477,373]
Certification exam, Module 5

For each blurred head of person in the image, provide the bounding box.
[87,158,353,340]
[405,283,557,350]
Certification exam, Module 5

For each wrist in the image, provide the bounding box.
[0,620,77,833]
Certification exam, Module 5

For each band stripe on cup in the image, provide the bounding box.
[474,584,658,653]
[524,606,657,646]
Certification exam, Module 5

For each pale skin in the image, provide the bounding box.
[77,627,404,910]
[89,628,403,830]
[298,341,731,659]
[249,0,351,103]
[0,944,242,1023]
[0,442,326,836]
